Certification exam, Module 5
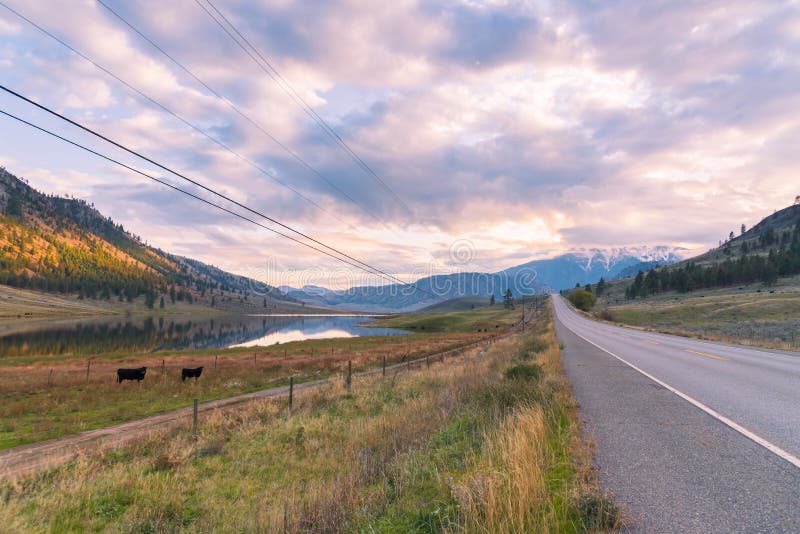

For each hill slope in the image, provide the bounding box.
[617,203,800,298]
[0,167,309,314]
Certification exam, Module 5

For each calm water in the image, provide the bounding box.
[0,315,409,358]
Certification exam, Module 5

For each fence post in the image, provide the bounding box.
[162,359,166,376]
[382,355,386,376]
[85,359,91,382]
[214,355,217,370]
[47,368,53,387]
[284,349,287,360]
[426,355,430,368]
[254,353,257,366]
[346,360,352,389]
[288,376,294,411]
[192,399,198,441]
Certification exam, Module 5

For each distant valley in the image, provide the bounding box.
[0,166,687,314]
[285,246,683,312]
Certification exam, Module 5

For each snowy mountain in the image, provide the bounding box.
[502,246,686,291]
[285,247,685,312]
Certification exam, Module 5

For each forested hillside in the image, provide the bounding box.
[0,167,297,310]
[625,203,800,298]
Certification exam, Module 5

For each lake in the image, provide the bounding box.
[0,315,409,358]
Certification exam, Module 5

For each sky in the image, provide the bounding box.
[0,0,798,289]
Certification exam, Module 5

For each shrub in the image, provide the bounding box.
[568,289,596,311]
[516,337,548,360]
[504,364,543,382]
[576,489,622,530]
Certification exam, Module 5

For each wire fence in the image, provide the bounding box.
[0,331,514,448]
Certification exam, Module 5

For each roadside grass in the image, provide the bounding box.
[0,304,619,533]
[598,284,800,351]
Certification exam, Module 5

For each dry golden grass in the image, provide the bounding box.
[452,323,621,533]
[0,304,620,533]
[0,331,486,449]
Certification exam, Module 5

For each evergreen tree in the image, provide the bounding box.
[503,289,514,309]
[596,277,606,296]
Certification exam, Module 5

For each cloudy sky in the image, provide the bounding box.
[0,0,798,288]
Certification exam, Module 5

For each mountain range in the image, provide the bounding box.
[0,166,685,314]
[285,247,684,312]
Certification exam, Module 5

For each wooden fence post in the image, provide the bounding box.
[162,359,166,376]
[289,376,294,411]
[382,355,386,376]
[214,355,217,370]
[346,360,352,389]
[85,359,91,382]
[192,399,198,440]
[47,368,53,387]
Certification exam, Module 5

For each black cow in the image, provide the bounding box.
[181,366,204,382]
[117,367,147,383]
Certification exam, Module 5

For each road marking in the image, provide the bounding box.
[685,349,728,361]
[619,333,631,338]
[645,339,660,345]
[560,314,800,471]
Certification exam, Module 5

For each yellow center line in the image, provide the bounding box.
[685,349,729,361]
[618,333,631,338]
[644,339,660,345]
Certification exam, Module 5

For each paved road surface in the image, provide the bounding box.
[553,294,800,532]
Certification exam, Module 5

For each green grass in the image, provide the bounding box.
[0,331,486,450]
[0,307,520,449]
[415,296,494,313]
[0,304,617,533]
[377,304,521,333]
[599,281,800,349]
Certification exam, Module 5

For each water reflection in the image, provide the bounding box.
[231,316,407,347]
[0,315,408,358]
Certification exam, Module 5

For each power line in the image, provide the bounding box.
[0,0,382,228]
[0,84,429,294]
[196,0,413,216]
[95,0,384,229]
[0,108,414,289]
[0,110,353,268]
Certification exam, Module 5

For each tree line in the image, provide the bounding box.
[626,222,800,298]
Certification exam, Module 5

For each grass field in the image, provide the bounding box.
[0,302,620,533]
[377,303,524,333]
[415,296,494,313]
[597,278,800,350]
[0,307,521,450]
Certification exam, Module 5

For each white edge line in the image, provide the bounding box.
[560,309,800,470]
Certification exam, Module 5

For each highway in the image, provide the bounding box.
[552,294,800,532]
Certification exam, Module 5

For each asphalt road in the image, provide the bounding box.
[552,295,800,532]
